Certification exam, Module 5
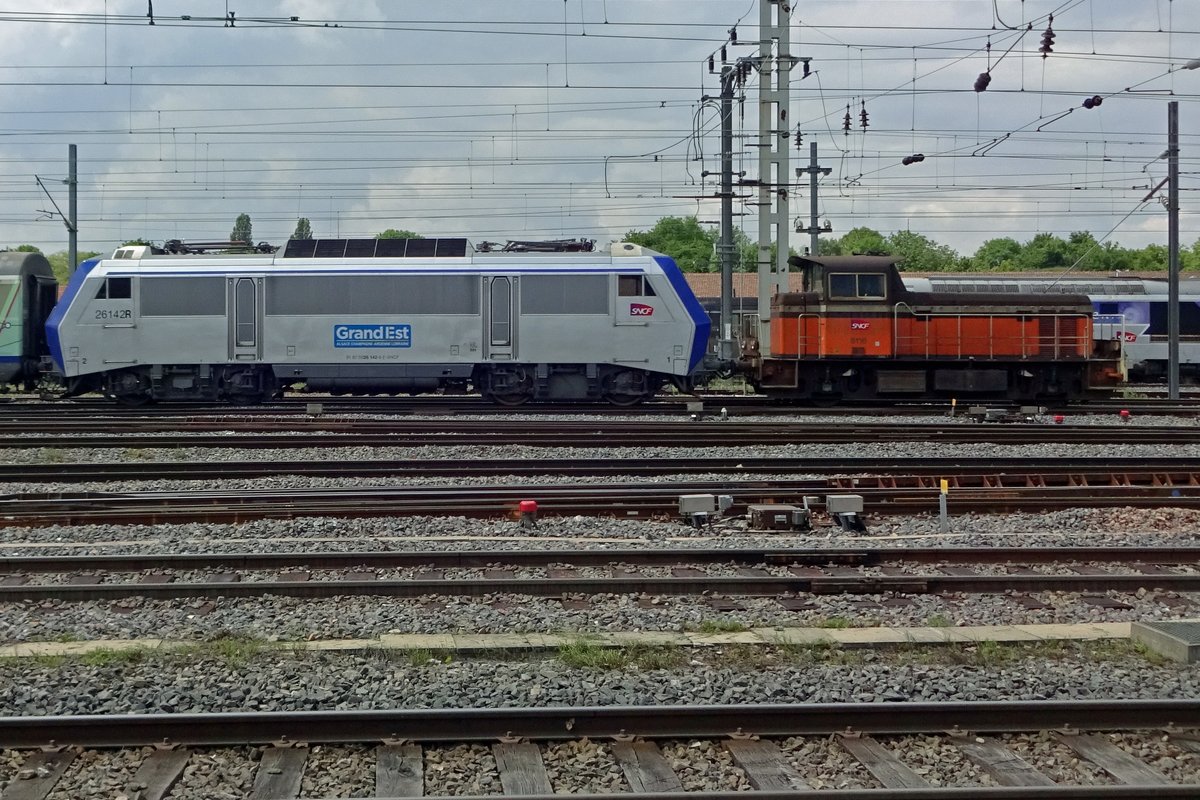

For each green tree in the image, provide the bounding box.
[291,218,313,240]
[121,238,155,247]
[831,226,888,256]
[886,230,960,271]
[1016,233,1071,270]
[230,213,253,244]
[970,238,1023,271]
[376,228,423,239]
[1184,238,1200,271]
[1125,243,1167,271]
[623,216,717,271]
[47,249,101,283]
[1060,231,1121,271]
[13,244,41,253]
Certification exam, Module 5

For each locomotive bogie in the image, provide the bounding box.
[753,358,1088,402]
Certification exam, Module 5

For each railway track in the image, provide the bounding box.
[6,545,1200,572]
[3,701,1199,798]
[5,419,1200,448]
[2,546,1198,603]
[3,476,1200,527]
[2,393,1198,417]
[4,455,1200,483]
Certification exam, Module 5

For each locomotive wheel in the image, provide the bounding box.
[601,369,649,406]
[112,391,153,407]
[603,389,645,407]
[809,394,842,408]
[224,369,275,405]
[482,365,533,406]
[489,390,533,407]
[105,370,153,406]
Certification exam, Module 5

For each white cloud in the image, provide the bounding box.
[0,0,1194,262]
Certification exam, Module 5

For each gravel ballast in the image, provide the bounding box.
[1,648,1198,717]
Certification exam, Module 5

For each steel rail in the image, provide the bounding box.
[307,789,1200,799]
[2,700,1196,748]
[5,421,1200,448]
[4,545,1200,574]
[4,572,1199,602]
[4,481,1200,527]
[2,394,1197,417]
[7,477,1200,506]
[4,456,1200,483]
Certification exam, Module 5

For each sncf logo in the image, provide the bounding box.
[630,303,655,316]
[850,319,871,330]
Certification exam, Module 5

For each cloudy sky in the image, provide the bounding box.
[0,0,1196,259]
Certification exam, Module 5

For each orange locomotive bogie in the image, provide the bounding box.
[748,255,1121,401]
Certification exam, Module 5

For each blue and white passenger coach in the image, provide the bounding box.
[46,238,711,405]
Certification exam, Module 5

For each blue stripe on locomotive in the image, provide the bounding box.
[653,254,710,372]
[46,257,101,374]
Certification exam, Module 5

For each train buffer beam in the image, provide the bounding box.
[678,494,734,528]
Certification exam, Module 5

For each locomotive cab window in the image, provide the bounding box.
[829,273,886,300]
[618,275,656,297]
[94,277,132,300]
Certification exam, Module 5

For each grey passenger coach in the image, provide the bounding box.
[45,238,711,405]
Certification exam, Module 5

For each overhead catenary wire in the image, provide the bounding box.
[0,3,1194,256]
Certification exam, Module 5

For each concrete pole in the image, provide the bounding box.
[808,141,820,256]
[1168,101,1180,399]
[68,144,78,274]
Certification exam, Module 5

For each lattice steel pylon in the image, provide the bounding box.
[755,0,793,356]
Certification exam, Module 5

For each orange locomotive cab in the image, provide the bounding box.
[770,255,900,358]
[755,255,1112,402]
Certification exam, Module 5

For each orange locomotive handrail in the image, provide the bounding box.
[892,302,1092,361]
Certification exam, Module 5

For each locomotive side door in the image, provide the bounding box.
[483,275,518,360]
[227,276,264,361]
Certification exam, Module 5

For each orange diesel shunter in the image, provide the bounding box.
[744,255,1122,402]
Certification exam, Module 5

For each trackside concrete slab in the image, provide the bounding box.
[1132,619,1200,663]
[0,622,1132,660]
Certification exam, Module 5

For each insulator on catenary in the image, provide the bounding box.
[708,54,715,73]
[843,105,852,133]
[859,101,868,130]
[1040,15,1055,57]
[974,71,992,92]
[1082,95,1103,109]
[729,26,737,44]
[901,153,925,166]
